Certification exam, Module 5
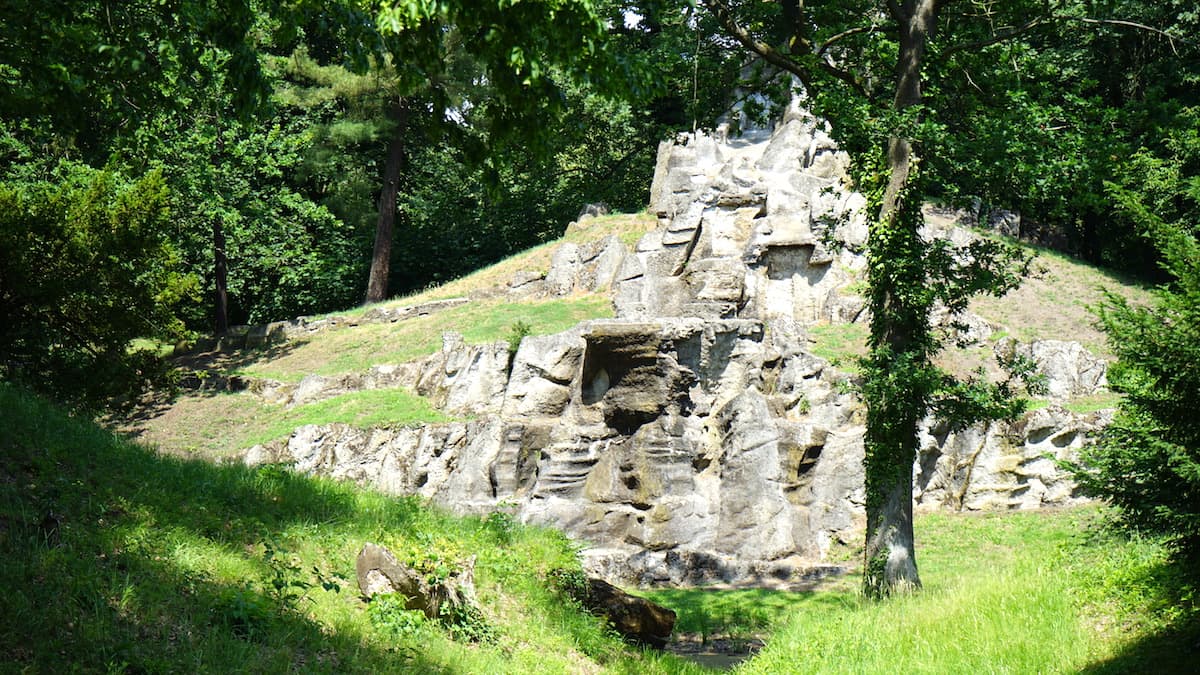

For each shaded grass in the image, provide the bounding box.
[643,588,820,643]
[0,384,703,674]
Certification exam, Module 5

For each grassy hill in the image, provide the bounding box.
[1,383,700,673]
[125,211,1153,462]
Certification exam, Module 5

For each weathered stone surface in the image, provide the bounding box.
[356,542,479,622]
[915,406,1112,510]
[996,337,1108,399]
[575,577,676,649]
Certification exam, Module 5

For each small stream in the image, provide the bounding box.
[668,636,765,670]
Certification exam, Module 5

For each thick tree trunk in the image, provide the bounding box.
[364,100,408,305]
[861,0,943,598]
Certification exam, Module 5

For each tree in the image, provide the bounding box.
[0,0,269,404]
[344,0,635,304]
[1074,144,1200,556]
[696,0,1190,595]
[126,53,366,330]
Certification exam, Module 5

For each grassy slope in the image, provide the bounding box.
[809,238,1155,398]
[643,510,1197,674]
[125,213,657,460]
[0,384,701,674]
[10,384,1197,673]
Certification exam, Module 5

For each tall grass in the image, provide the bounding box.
[736,511,1195,674]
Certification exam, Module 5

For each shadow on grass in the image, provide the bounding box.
[1080,621,1200,674]
[0,384,449,673]
[1079,553,1200,675]
[117,339,308,432]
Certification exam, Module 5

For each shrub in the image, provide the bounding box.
[0,160,191,410]
[1074,205,1200,555]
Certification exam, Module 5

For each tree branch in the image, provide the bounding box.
[699,0,817,93]
[817,26,875,56]
[1062,16,1194,53]
[938,13,1196,64]
[937,18,1048,62]
[699,0,872,101]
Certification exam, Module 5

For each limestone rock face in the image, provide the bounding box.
[619,111,867,326]
[996,338,1108,399]
[244,115,1113,586]
[915,405,1111,511]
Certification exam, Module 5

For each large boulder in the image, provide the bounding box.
[576,577,676,649]
[996,338,1108,399]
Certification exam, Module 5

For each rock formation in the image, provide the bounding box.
[572,577,677,649]
[246,106,1111,586]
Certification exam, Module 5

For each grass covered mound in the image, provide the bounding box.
[0,384,696,673]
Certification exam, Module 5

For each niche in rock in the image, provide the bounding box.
[581,325,670,434]
[763,245,832,323]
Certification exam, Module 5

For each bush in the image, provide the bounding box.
[0,160,191,410]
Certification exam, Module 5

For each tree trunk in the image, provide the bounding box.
[861,0,943,598]
[364,100,408,305]
[213,114,230,336]
[213,217,229,335]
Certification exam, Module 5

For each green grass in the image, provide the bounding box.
[239,295,613,383]
[1022,390,1123,415]
[8,385,1198,672]
[0,383,703,674]
[732,510,1197,674]
[642,588,816,644]
[244,388,456,448]
[807,322,869,370]
[128,387,454,461]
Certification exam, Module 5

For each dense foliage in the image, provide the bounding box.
[0,154,190,411]
[1076,160,1200,555]
[0,0,691,407]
